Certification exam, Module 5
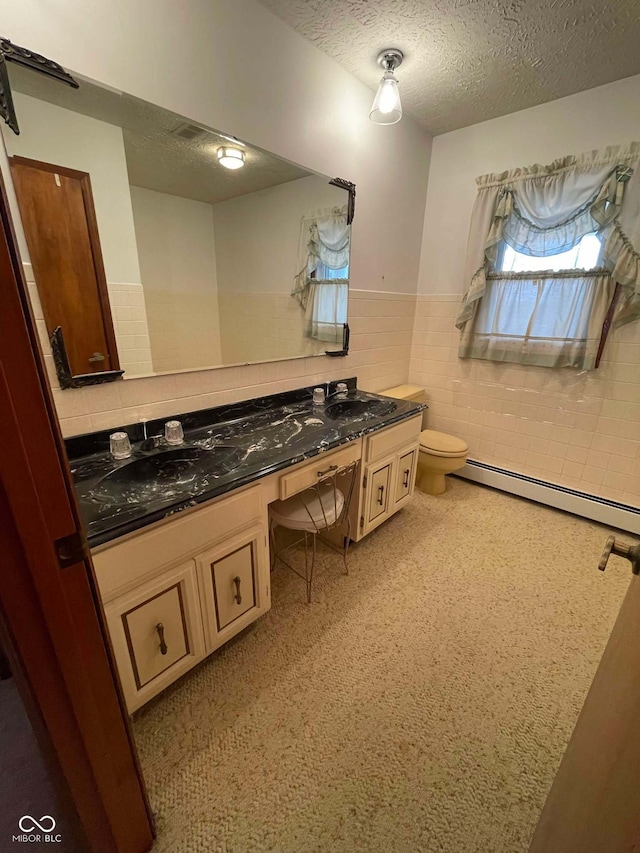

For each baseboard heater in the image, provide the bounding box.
[457,459,640,535]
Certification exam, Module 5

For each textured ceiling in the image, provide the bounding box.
[257,0,640,135]
[8,65,311,204]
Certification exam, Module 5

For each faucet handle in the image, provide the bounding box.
[336,382,348,396]
[313,387,325,404]
[110,431,132,460]
[165,420,184,445]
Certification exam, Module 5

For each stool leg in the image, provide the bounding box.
[343,518,351,575]
[304,531,317,603]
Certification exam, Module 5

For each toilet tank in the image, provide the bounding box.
[379,385,428,428]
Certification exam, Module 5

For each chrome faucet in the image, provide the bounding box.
[325,382,349,400]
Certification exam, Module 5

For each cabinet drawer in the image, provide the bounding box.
[93,485,263,602]
[212,543,256,630]
[395,447,417,505]
[105,560,205,712]
[365,415,421,462]
[367,462,392,524]
[279,440,361,500]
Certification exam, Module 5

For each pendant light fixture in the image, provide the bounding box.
[369,49,404,125]
[217,146,245,169]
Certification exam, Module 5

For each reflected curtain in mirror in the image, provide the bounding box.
[292,206,349,342]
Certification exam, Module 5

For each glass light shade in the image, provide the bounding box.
[369,71,402,124]
[217,147,245,169]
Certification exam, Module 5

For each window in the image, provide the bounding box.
[292,208,350,343]
[497,233,603,274]
[469,232,614,369]
[456,147,640,371]
[310,262,348,332]
[313,261,349,281]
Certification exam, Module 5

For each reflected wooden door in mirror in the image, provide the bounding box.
[10,155,119,376]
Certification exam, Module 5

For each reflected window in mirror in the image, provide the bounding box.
[292,205,350,344]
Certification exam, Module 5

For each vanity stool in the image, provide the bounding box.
[269,461,359,602]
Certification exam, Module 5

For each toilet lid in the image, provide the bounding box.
[419,429,468,457]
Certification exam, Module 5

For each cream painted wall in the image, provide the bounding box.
[411,74,640,507]
[130,187,222,371]
[213,175,346,295]
[0,0,431,435]
[1,0,431,298]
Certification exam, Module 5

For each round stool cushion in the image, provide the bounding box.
[270,482,345,532]
[419,429,468,458]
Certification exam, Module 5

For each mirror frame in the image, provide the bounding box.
[0,38,357,386]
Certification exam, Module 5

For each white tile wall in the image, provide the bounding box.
[107,283,153,375]
[409,295,640,508]
[51,289,416,438]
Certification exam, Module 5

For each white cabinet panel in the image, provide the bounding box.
[105,560,205,712]
[196,525,269,653]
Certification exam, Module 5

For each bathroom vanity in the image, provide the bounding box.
[66,379,424,711]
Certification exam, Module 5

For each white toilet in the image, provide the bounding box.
[379,385,468,496]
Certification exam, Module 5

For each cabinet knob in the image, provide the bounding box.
[156,622,168,655]
[233,576,242,605]
[377,484,385,506]
[403,469,410,488]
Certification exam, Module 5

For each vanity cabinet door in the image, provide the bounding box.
[196,524,270,653]
[105,560,206,713]
[394,447,417,506]
[364,460,392,532]
[212,543,256,630]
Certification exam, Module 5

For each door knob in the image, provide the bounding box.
[88,351,105,363]
[598,535,640,575]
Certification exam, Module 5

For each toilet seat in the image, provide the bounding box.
[419,429,468,458]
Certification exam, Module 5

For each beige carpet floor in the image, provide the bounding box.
[133,478,630,853]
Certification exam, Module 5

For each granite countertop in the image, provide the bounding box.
[66,378,425,548]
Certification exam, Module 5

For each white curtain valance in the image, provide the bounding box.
[456,142,640,368]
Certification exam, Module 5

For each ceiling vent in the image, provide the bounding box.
[171,122,207,140]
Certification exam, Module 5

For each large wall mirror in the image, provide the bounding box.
[1,61,354,387]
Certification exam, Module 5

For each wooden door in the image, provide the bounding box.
[528,564,640,852]
[0,160,152,850]
[10,156,119,376]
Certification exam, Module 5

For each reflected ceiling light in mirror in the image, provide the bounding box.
[369,49,404,125]
[217,146,245,169]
